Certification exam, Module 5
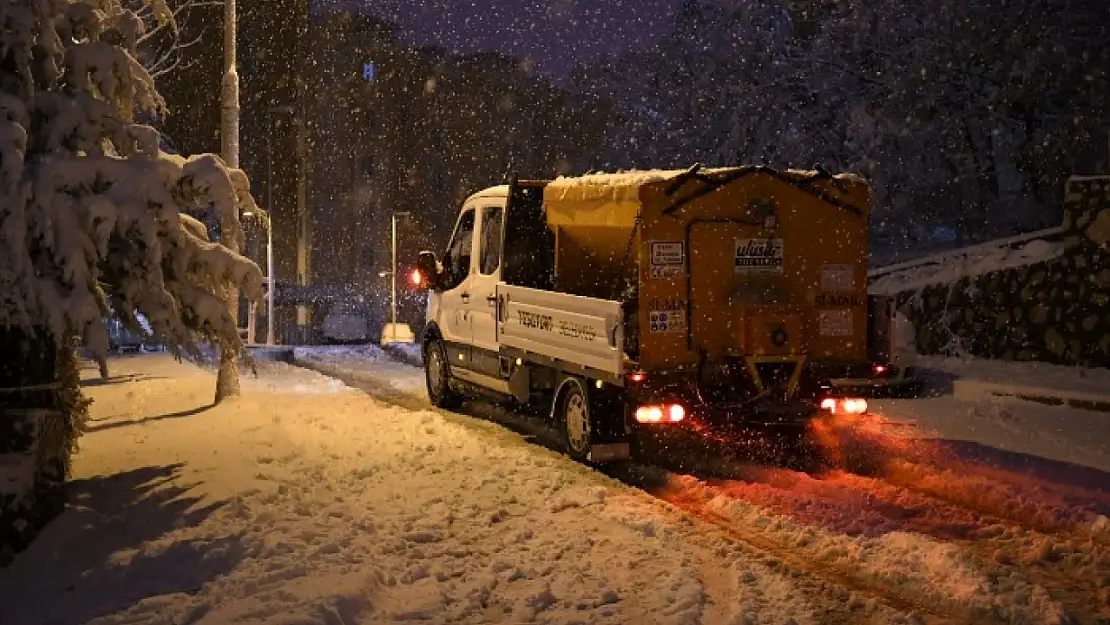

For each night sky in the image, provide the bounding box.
[324,0,686,80]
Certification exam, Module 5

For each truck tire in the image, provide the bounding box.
[558,378,592,462]
[424,338,463,409]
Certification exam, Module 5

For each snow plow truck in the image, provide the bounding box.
[414,165,918,463]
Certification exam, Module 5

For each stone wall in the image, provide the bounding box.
[871,176,1110,367]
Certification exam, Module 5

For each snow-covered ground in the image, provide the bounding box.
[1,349,1108,624]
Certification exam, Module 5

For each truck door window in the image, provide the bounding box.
[443,209,476,289]
[479,206,503,275]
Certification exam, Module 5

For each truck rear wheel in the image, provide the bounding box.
[425,338,462,409]
[559,378,592,462]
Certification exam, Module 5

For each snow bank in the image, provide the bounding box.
[294,345,428,398]
[917,354,1110,400]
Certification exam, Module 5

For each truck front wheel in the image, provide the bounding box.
[558,378,592,462]
[425,338,463,409]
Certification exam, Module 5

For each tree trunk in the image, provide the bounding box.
[214,275,241,403]
[214,324,240,404]
[216,0,242,406]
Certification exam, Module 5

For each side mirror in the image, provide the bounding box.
[415,250,442,291]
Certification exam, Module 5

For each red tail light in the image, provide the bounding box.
[635,403,685,424]
[635,406,663,423]
[627,371,647,384]
[667,404,685,422]
[873,364,888,375]
[819,397,868,415]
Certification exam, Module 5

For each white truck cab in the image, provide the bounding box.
[424,185,511,390]
[418,180,631,462]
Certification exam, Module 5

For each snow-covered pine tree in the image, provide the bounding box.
[0,0,263,413]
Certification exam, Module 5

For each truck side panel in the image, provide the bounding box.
[496,284,624,376]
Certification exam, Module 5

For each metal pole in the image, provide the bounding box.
[391,213,398,341]
[267,211,275,346]
[266,124,275,345]
[221,0,239,169]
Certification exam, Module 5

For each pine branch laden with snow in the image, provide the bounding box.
[0,0,263,363]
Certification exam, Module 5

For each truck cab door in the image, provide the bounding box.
[466,202,506,377]
[435,206,478,365]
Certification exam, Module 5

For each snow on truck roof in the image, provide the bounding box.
[545,166,867,200]
[542,166,868,228]
[459,168,869,228]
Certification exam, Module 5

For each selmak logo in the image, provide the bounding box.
[735,239,783,269]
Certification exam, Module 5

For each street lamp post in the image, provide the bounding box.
[378,211,411,343]
[255,105,295,346]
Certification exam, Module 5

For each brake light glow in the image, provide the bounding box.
[635,403,685,424]
[667,404,685,422]
[627,371,647,384]
[819,397,868,415]
[873,364,888,375]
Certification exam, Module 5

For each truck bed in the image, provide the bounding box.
[496,284,625,376]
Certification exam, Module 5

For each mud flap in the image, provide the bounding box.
[588,443,631,463]
[588,385,631,462]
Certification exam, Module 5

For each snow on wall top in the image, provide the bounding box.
[1066,175,1110,184]
[868,238,1065,297]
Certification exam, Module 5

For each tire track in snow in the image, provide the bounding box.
[650,486,978,625]
[715,466,1106,623]
[836,470,1110,623]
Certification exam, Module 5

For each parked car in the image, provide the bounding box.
[104,312,161,353]
[321,299,373,344]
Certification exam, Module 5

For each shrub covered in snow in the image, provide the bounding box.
[0,0,263,363]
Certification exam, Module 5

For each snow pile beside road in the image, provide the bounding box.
[294,345,427,399]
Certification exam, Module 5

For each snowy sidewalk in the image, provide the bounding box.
[915,355,1110,412]
[1,354,871,625]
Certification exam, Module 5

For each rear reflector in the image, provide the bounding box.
[635,404,685,424]
[820,397,868,415]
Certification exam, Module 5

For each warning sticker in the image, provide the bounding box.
[649,309,686,334]
[649,241,685,278]
[821,264,854,292]
[818,309,853,337]
[734,239,784,274]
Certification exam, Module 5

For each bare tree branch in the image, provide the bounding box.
[127,0,223,80]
